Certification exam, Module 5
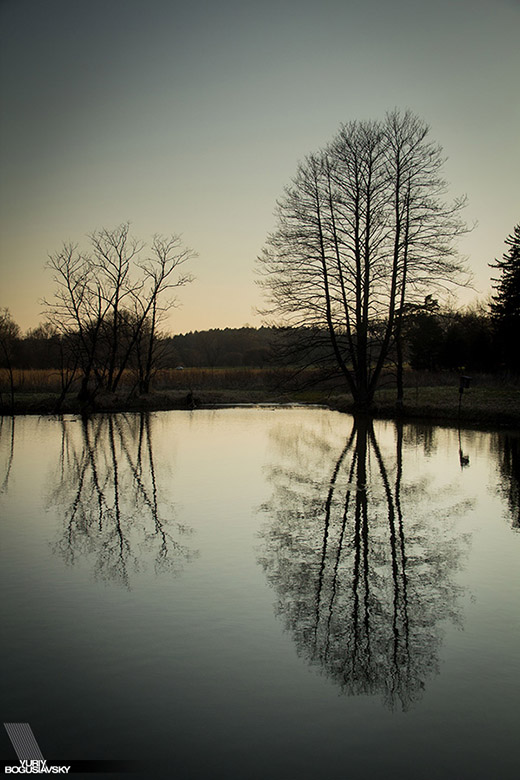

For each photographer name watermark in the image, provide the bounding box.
[4,760,70,775]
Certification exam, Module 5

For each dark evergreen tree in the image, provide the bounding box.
[490,224,520,372]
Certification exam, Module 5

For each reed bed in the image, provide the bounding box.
[0,366,324,395]
[0,368,68,393]
[2,366,517,396]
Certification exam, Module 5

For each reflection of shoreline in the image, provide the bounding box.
[48,413,196,587]
[259,416,471,710]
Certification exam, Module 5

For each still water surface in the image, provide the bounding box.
[0,409,518,779]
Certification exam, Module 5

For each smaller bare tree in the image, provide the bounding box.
[43,224,196,406]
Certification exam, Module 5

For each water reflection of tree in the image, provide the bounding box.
[50,413,196,587]
[259,416,470,711]
[494,433,520,530]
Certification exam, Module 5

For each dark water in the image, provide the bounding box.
[0,409,518,779]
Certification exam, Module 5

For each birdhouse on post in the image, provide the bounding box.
[459,376,471,394]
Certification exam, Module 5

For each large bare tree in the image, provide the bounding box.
[258,110,469,409]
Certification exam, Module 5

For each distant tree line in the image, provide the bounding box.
[0,307,514,377]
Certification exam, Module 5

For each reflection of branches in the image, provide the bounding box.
[259,416,470,711]
[49,413,196,587]
[0,415,15,493]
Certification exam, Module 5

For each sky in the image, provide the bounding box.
[1,0,519,335]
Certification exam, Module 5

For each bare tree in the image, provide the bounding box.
[0,308,20,411]
[130,234,195,394]
[258,110,469,409]
[44,241,107,402]
[88,223,144,392]
[43,223,196,405]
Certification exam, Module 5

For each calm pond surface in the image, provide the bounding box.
[0,408,519,779]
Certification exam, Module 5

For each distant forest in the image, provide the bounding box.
[0,310,510,374]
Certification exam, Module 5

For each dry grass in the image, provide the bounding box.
[0,368,67,393]
[0,366,288,394]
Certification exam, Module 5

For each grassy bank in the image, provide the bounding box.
[1,368,519,427]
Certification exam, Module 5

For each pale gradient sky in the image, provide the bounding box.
[1,0,519,334]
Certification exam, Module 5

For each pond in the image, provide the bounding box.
[0,409,518,779]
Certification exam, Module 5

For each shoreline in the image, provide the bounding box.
[1,386,519,430]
